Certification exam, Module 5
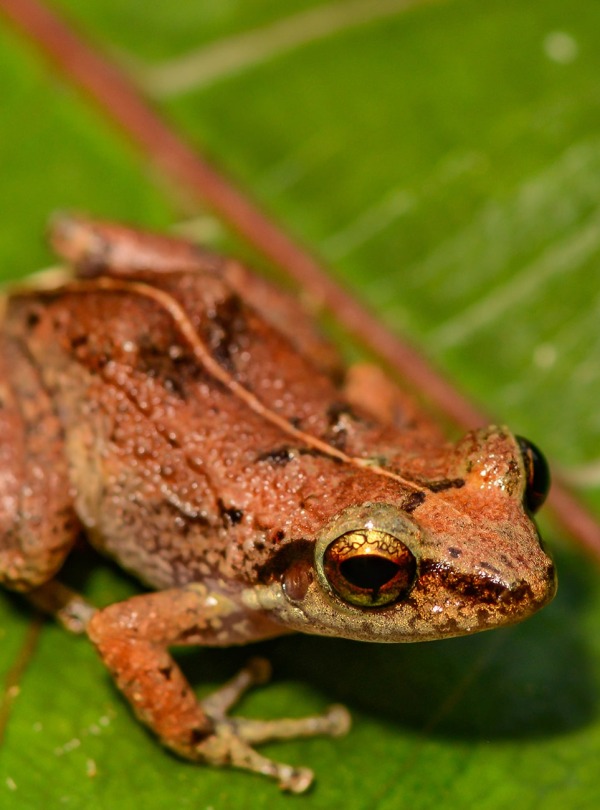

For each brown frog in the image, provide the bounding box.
[0,216,556,792]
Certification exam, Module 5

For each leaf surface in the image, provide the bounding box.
[1,2,599,808]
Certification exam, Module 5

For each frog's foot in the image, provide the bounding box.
[197,658,351,793]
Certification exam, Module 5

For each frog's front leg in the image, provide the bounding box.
[87,585,350,792]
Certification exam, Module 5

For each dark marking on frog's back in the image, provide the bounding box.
[217,498,244,526]
[256,446,297,466]
[135,335,216,400]
[255,445,329,466]
[26,310,41,330]
[499,552,518,571]
[70,333,88,351]
[205,293,248,372]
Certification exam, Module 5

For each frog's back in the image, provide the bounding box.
[4,270,418,591]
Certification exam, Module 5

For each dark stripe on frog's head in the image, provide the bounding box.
[417,559,535,606]
[425,477,465,492]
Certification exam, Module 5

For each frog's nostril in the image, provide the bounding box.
[323,530,416,607]
[517,436,551,513]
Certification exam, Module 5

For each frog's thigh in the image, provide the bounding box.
[0,337,79,591]
[344,362,443,437]
[50,214,341,376]
[50,213,217,276]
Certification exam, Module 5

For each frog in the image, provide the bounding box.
[0,215,556,792]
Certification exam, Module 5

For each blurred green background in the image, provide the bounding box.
[1,1,599,807]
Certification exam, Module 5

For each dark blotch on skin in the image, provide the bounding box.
[206,293,246,371]
[163,376,187,399]
[325,402,367,451]
[179,626,202,642]
[256,446,296,465]
[70,334,88,350]
[419,559,534,606]
[224,507,243,525]
[218,499,244,526]
[479,561,503,577]
[448,547,462,559]
[426,478,465,492]
[403,491,426,513]
[327,429,347,452]
[257,539,313,585]
[499,553,516,570]
[26,311,41,330]
[189,727,211,746]
[136,338,219,400]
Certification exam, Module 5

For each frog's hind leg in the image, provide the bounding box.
[88,585,350,792]
[49,214,342,376]
[0,335,80,593]
[49,213,220,278]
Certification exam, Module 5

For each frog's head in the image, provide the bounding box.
[250,427,556,642]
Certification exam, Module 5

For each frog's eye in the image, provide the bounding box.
[517,436,551,513]
[323,529,416,607]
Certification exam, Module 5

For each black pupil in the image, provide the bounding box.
[517,436,551,513]
[340,556,400,591]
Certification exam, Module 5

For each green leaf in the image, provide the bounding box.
[1,1,599,808]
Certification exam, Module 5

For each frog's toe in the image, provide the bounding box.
[245,656,272,685]
[230,735,315,793]
[200,657,272,717]
[326,704,352,736]
[230,703,351,746]
[278,765,314,794]
[197,661,351,789]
